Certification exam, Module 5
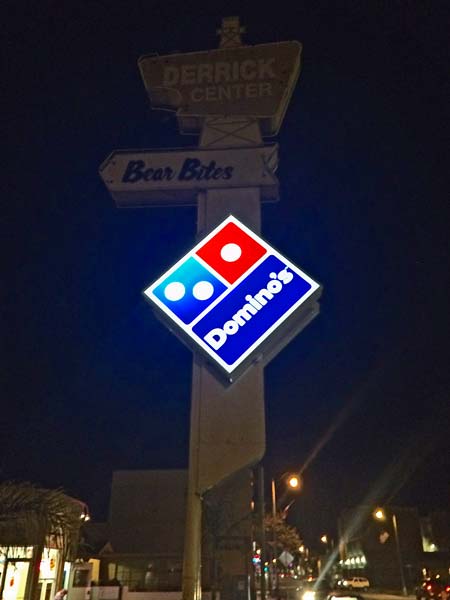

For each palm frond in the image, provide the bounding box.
[0,481,84,553]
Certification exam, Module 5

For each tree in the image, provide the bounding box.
[264,513,302,555]
[0,481,87,599]
[0,481,84,542]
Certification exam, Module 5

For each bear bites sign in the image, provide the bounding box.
[144,216,321,381]
[138,41,301,136]
[99,145,279,207]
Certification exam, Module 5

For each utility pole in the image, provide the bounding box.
[258,466,267,600]
[392,514,408,596]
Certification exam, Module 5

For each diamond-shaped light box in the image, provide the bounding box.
[144,216,322,382]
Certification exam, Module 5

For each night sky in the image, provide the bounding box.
[3,2,449,545]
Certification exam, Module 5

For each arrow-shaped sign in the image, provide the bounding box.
[99,145,279,207]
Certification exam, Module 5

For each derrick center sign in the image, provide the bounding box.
[138,41,301,135]
[144,216,321,381]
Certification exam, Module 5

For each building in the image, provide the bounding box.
[419,511,450,579]
[101,470,188,590]
[338,505,450,591]
[88,469,253,599]
[421,511,450,554]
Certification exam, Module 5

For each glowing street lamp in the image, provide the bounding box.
[271,473,302,519]
[374,507,407,596]
[270,473,302,592]
[288,475,300,490]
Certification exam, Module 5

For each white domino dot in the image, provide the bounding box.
[220,243,242,262]
[192,281,214,301]
[164,281,185,301]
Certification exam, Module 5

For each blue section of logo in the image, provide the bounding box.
[153,257,227,325]
[192,255,312,366]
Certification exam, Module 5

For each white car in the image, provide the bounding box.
[340,577,370,591]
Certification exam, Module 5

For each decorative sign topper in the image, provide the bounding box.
[144,216,321,381]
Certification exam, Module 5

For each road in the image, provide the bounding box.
[364,595,415,600]
[274,583,416,600]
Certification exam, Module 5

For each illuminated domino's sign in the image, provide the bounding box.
[144,216,321,381]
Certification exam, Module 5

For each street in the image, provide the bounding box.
[364,595,415,600]
[275,580,416,600]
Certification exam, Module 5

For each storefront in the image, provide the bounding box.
[0,546,72,600]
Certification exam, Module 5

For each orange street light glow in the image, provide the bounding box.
[288,475,300,489]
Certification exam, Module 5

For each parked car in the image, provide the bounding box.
[338,577,370,591]
[415,578,450,600]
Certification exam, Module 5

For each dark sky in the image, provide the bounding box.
[3,2,449,544]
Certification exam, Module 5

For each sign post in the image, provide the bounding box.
[100,16,321,600]
[182,119,266,600]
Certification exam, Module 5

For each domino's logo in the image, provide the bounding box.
[151,219,267,325]
[151,257,227,325]
[144,216,321,379]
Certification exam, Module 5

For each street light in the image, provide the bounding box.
[374,507,407,596]
[271,473,302,519]
[270,474,302,593]
[287,475,301,490]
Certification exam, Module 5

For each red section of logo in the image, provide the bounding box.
[195,221,267,284]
